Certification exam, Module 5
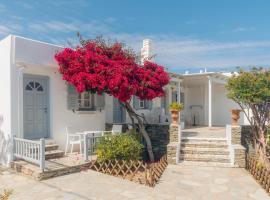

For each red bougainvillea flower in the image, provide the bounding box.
[55,40,169,102]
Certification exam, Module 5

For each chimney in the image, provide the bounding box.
[141,39,154,64]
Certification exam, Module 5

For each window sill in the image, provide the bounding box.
[75,110,97,114]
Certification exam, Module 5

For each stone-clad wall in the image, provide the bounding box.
[230,126,246,168]
[233,145,246,167]
[241,125,256,155]
[231,126,241,144]
[145,124,169,160]
[105,123,169,160]
[167,124,180,165]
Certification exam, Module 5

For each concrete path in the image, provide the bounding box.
[0,165,269,200]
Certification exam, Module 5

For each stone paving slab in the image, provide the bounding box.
[182,126,226,138]
[0,164,269,200]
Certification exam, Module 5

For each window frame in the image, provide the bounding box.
[77,92,95,111]
[139,99,145,109]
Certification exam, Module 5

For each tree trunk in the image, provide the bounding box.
[256,129,270,169]
[124,102,155,162]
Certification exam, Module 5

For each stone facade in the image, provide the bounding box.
[167,124,180,165]
[231,125,241,144]
[145,124,169,160]
[169,125,179,143]
[167,143,177,164]
[105,123,169,160]
[233,145,246,168]
[241,125,256,155]
[229,125,246,168]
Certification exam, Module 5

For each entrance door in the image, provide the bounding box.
[23,75,49,139]
[113,98,126,123]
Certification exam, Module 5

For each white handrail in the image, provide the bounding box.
[13,137,45,171]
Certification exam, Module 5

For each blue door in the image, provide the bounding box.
[113,98,126,123]
[23,75,49,139]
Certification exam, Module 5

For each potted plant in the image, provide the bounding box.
[231,109,241,125]
[169,102,184,125]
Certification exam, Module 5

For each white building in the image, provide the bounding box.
[0,35,243,166]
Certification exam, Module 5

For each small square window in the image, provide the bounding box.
[139,100,145,109]
[78,92,94,111]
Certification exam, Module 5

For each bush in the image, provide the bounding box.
[96,134,143,161]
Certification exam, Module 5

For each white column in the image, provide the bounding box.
[208,76,212,127]
[177,81,181,104]
[177,81,181,124]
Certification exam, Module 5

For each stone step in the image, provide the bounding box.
[181,142,228,148]
[181,137,227,144]
[178,161,233,168]
[45,150,64,160]
[180,147,230,155]
[179,154,230,163]
[45,144,59,152]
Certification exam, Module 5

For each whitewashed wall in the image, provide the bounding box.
[9,36,106,150]
[183,85,205,126]
[0,36,13,166]
[212,83,244,126]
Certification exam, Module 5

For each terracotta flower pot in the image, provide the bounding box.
[170,109,180,125]
[231,109,241,126]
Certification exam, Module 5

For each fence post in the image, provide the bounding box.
[84,134,89,161]
[10,135,15,161]
[40,138,45,171]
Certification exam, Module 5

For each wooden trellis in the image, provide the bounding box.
[246,154,270,195]
[89,155,167,187]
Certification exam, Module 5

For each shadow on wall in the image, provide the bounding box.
[0,115,13,166]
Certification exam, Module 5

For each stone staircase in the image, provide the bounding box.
[11,141,91,180]
[179,137,232,167]
[44,143,65,160]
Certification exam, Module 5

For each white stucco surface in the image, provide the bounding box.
[0,36,106,157]
[0,36,13,166]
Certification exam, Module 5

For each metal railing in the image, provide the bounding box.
[83,131,111,161]
[13,137,45,171]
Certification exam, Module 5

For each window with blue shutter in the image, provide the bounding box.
[67,84,105,111]
[67,84,79,110]
[133,96,152,110]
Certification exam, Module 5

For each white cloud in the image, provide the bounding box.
[232,27,255,32]
[25,19,270,70]
[105,33,270,69]
[28,20,111,34]
[0,24,22,36]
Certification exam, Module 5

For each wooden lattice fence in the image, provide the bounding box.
[246,154,270,194]
[89,155,167,187]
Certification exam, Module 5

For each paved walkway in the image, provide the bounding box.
[0,165,269,200]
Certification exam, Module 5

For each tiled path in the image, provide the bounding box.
[1,164,269,200]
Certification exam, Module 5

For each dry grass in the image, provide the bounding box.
[0,189,12,200]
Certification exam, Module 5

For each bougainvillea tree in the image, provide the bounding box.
[55,37,169,161]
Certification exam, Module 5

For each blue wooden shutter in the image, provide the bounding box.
[133,96,140,110]
[67,84,78,110]
[95,93,105,109]
[145,100,153,110]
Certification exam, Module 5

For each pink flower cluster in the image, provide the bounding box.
[55,41,169,102]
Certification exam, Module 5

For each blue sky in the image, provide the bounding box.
[1,0,270,72]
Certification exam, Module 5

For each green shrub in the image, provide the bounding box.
[96,134,143,161]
